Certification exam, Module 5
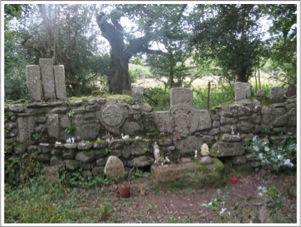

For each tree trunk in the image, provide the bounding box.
[109,52,131,94]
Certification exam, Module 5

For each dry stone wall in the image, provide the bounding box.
[4,62,297,180]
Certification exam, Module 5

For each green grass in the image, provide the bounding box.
[4,177,107,223]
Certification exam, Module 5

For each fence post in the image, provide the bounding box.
[207,81,211,109]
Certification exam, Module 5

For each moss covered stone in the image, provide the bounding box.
[151,158,226,190]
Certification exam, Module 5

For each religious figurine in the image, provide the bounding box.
[201,143,210,156]
[194,149,198,158]
[153,142,161,164]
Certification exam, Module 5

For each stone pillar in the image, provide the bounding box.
[170,87,193,107]
[39,58,56,100]
[235,82,251,101]
[26,65,43,102]
[53,65,67,100]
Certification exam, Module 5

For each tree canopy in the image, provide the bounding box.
[3,3,298,99]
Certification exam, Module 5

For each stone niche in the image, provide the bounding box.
[154,87,212,136]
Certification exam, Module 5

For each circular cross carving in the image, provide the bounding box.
[102,105,124,127]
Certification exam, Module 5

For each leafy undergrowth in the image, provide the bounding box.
[4,171,297,224]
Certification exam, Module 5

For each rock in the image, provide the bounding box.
[287,108,296,126]
[220,116,238,125]
[273,114,287,127]
[14,144,27,155]
[200,156,212,165]
[180,157,192,164]
[104,156,125,179]
[222,134,241,142]
[190,109,212,132]
[122,146,131,159]
[37,154,51,163]
[26,65,43,102]
[154,111,174,133]
[270,86,284,103]
[96,158,107,167]
[210,141,245,157]
[64,143,77,149]
[151,158,225,188]
[231,156,247,165]
[200,143,210,156]
[38,144,51,154]
[65,160,80,171]
[77,141,93,150]
[131,140,150,156]
[256,90,266,101]
[50,156,61,166]
[286,84,296,97]
[9,104,25,113]
[176,136,203,155]
[129,156,154,168]
[62,150,75,159]
[109,139,124,149]
[76,150,100,163]
[49,107,69,114]
[92,167,104,176]
[121,122,142,136]
[85,103,101,112]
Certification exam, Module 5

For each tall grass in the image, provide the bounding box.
[193,84,235,109]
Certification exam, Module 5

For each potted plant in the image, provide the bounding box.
[116,182,131,198]
[115,167,135,198]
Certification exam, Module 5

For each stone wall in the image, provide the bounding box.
[4,75,297,180]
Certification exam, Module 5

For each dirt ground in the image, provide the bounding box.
[77,171,297,224]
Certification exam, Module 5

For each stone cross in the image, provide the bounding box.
[154,87,212,135]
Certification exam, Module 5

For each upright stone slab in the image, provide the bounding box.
[170,87,193,107]
[39,58,56,99]
[270,86,284,103]
[53,65,67,100]
[132,86,144,109]
[26,65,43,102]
[46,114,60,138]
[17,116,35,142]
[235,82,251,101]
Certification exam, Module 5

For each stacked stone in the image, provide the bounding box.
[26,58,66,102]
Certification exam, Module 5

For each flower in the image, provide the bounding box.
[176,135,181,140]
[231,177,238,183]
[219,208,227,215]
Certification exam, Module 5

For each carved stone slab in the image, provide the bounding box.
[170,88,193,107]
[26,65,43,102]
[170,104,193,135]
[101,104,125,127]
[39,58,56,99]
[53,65,67,100]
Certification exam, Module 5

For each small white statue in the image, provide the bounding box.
[71,137,75,143]
[201,143,210,156]
[153,142,161,163]
[194,149,198,158]
[121,133,129,140]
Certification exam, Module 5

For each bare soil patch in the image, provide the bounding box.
[77,172,297,224]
